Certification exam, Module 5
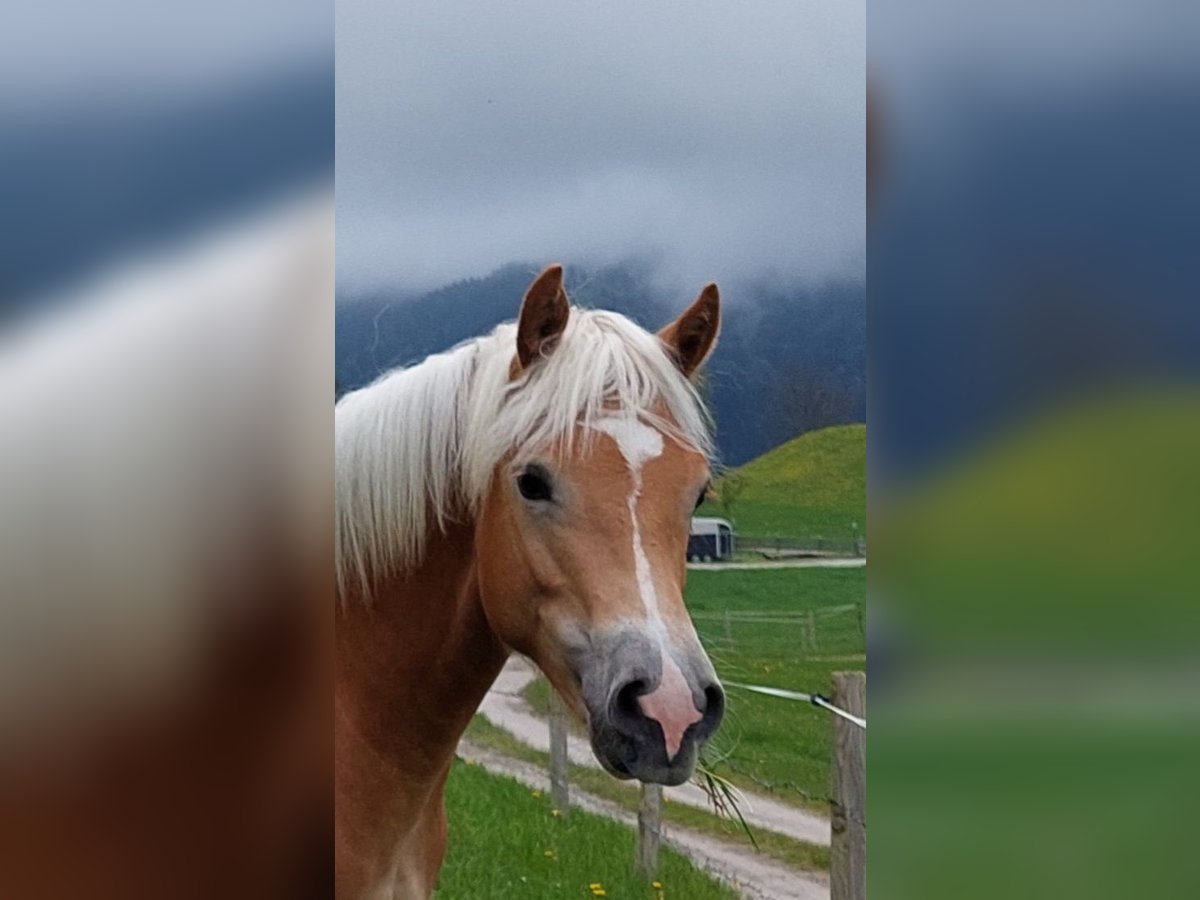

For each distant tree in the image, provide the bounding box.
[714,471,747,521]
[771,365,856,443]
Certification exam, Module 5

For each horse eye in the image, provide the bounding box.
[694,484,709,511]
[517,468,554,502]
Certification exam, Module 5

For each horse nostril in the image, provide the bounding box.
[701,682,725,730]
[607,671,723,758]
[613,678,647,724]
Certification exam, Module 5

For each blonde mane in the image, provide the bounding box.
[335,307,713,597]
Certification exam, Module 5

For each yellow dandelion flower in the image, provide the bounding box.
[592,891,606,897]
[588,884,603,890]
[551,808,562,817]
[652,881,663,889]
[543,849,555,859]
[530,790,541,798]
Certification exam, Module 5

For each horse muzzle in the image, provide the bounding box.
[576,631,724,785]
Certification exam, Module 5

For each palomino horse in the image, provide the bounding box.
[335,265,726,898]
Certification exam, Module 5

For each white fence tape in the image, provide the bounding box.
[723,680,867,729]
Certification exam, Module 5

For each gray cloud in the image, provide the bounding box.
[337,0,864,296]
[2,0,327,105]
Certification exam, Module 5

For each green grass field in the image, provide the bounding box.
[463,716,831,872]
[698,424,865,541]
[686,567,865,807]
[524,566,865,812]
[436,759,736,899]
[866,389,1200,899]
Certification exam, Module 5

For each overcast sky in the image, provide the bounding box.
[3,0,326,106]
[336,0,864,297]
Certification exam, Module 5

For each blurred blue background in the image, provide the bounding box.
[0,0,332,314]
[874,76,1200,477]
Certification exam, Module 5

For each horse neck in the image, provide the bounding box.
[335,517,509,823]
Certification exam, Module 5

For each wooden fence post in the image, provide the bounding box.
[636,782,662,877]
[548,688,570,817]
[831,671,866,900]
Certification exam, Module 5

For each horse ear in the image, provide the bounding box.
[659,283,720,378]
[515,264,570,369]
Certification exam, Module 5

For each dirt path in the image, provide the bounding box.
[476,657,831,847]
[457,741,829,900]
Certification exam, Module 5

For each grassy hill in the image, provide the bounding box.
[698,423,866,541]
[878,387,1199,653]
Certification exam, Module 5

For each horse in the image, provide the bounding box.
[334,264,726,898]
[0,200,334,900]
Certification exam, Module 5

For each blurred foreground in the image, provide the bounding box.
[0,196,333,898]
[870,0,1200,895]
[873,388,1200,898]
[0,0,332,892]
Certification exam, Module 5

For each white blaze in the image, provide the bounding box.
[594,415,702,761]
[593,415,664,473]
[592,416,664,623]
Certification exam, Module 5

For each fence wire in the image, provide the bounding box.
[687,602,865,808]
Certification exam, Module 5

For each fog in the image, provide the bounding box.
[336,0,864,296]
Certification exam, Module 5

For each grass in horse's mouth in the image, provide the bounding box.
[694,759,758,849]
